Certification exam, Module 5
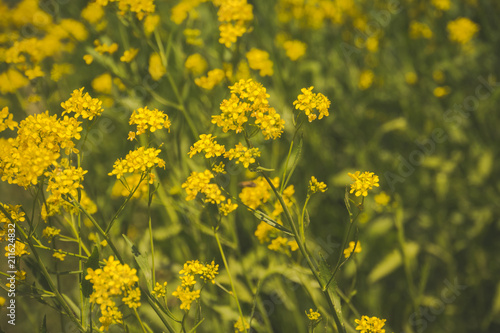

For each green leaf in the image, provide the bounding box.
[283,134,303,189]
[368,242,419,284]
[252,209,293,236]
[123,234,153,291]
[82,246,100,298]
[318,254,346,333]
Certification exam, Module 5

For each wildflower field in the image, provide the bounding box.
[0,0,499,332]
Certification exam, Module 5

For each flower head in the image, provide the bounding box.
[293,87,331,122]
[355,315,387,333]
[306,309,321,321]
[447,17,479,45]
[344,241,362,258]
[308,176,327,194]
[61,87,103,120]
[348,171,379,197]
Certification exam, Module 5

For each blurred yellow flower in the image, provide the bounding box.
[149,52,166,81]
[359,69,374,90]
[246,48,273,76]
[344,241,362,258]
[433,86,451,97]
[185,53,208,76]
[431,0,451,11]
[283,40,307,61]
[447,17,479,44]
[91,73,113,94]
[83,54,93,64]
[120,48,139,63]
[143,14,160,36]
[405,72,418,85]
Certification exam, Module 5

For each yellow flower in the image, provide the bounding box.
[355,315,387,333]
[185,53,208,76]
[0,68,29,94]
[343,241,362,258]
[188,134,226,158]
[293,86,331,122]
[348,171,380,197]
[182,170,226,204]
[111,174,149,199]
[91,73,113,94]
[434,86,451,98]
[109,147,165,182]
[144,14,160,36]
[24,65,44,80]
[83,54,94,64]
[219,199,238,216]
[81,2,105,24]
[431,0,451,11]
[268,236,289,252]
[61,87,104,120]
[152,281,168,298]
[212,161,226,174]
[405,72,418,85]
[53,251,66,261]
[120,48,139,63]
[224,143,261,168]
[239,176,274,209]
[246,48,273,76]
[306,309,321,321]
[374,192,390,206]
[149,52,166,81]
[216,0,253,47]
[0,107,18,132]
[409,21,433,39]
[94,40,118,54]
[194,69,226,90]
[5,241,29,257]
[234,317,250,332]
[359,70,374,90]
[447,17,479,44]
[184,28,203,46]
[173,260,219,310]
[282,40,306,61]
[50,64,74,82]
[309,176,327,194]
[46,166,88,200]
[42,227,61,242]
[129,106,171,137]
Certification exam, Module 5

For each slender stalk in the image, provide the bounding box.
[213,228,248,333]
[133,308,148,333]
[148,183,156,288]
[299,195,311,243]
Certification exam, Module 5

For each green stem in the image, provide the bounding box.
[148,183,156,288]
[300,195,311,243]
[213,228,247,333]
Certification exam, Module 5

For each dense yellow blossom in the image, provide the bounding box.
[53,251,66,261]
[358,70,374,90]
[0,107,18,132]
[128,106,171,138]
[355,315,387,333]
[173,260,219,310]
[293,86,331,122]
[94,40,119,55]
[5,241,29,257]
[184,28,203,46]
[344,241,362,258]
[215,0,253,47]
[447,17,479,45]
[224,143,261,168]
[348,171,379,197]
[81,2,105,24]
[239,176,275,209]
[283,40,307,61]
[194,69,226,89]
[246,48,273,76]
[96,0,155,20]
[42,227,61,242]
[0,204,25,242]
[188,134,226,158]
[143,14,160,35]
[170,0,207,25]
[0,68,29,94]
[92,73,113,94]
[182,170,225,204]
[409,21,433,39]
[24,66,44,80]
[149,52,166,81]
[108,147,165,182]
[234,317,250,332]
[85,256,141,331]
[111,174,149,199]
[431,0,451,11]
[61,88,104,120]
[185,53,208,76]
[46,166,87,200]
[434,86,451,98]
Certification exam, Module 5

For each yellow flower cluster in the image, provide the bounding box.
[293,86,331,122]
[215,0,254,47]
[239,177,273,210]
[152,281,168,298]
[170,0,208,25]
[306,308,321,321]
[188,134,226,158]
[94,40,119,55]
[354,315,387,333]
[128,106,171,140]
[282,40,307,61]
[96,0,156,20]
[149,52,167,81]
[184,28,204,46]
[409,21,433,39]
[0,107,18,132]
[224,143,261,168]
[4,241,29,258]
[61,88,104,120]
[348,171,379,197]
[234,317,250,332]
[0,204,25,242]
[108,147,165,183]
[194,68,226,90]
[246,48,274,76]
[212,79,285,140]
[431,0,451,11]
[308,176,327,194]
[358,70,374,90]
[53,251,66,261]
[120,48,139,62]
[46,166,87,201]
[343,241,362,258]
[85,256,141,331]
[42,227,61,243]
[185,53,208,76]
[172,260,219,310]
[0,111,82,187]
[447,17,479,45]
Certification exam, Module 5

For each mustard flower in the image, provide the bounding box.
[283,40,307,61]
[182,170,235,209]
[267,236,289,252]
[81,2,105,24]
[173,260,219,310]
[224,143,261,168]
[128,106,171,138]
[447,17,479,44]
[50,64,74,82]
[46,166,87,199]
[344,241,362,258]
[111,174,149,199]
[308,176,327,194]
[91,73,113,94]
[215,0,253,47]
[359,70,374,90]
[409,21,433,39]
[246,48,273,76]
[234,317,250,332]
[83,54,94,64]
[348,171,380,197]
[355,315,387,333]
[185,53,208,76]
[194,68,226,90]
[143,14,160,36]
[0,68,29,93]
[152,281,168,298]
[5,241,29,257]
[0,107,18,132]
[61,87,104,120]
[149,52,166,81]
[172,286,201,310]
[94,40,118,54]
[42,227,61,242]
[170,0,207,25]
[434,86,451,98]
[306,309,321,321]
[189,134,226,158]
[254,221,274,243]
[219,199,238,216]
[374,192,390,206]
[431,0,451,11]
[108,147,166,182]
[184,28,203,46]
[212,161,226,174]
[293,86,331,122]
[24,65,44,80]
[239,176,273,209]
[53,251,66,261]
[97,0,155,20]
[120,48,139,63]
